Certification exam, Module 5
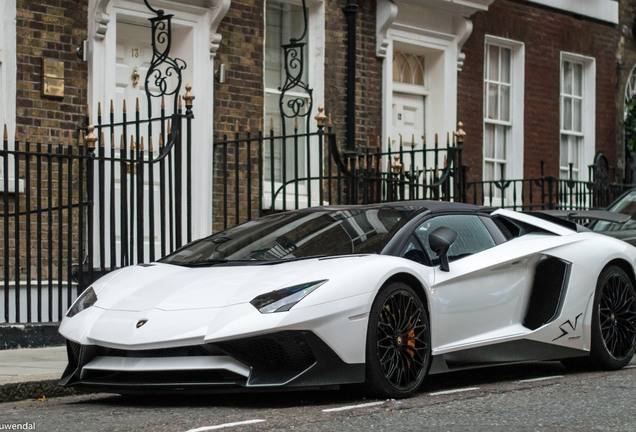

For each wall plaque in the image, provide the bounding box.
[42,58,64,97]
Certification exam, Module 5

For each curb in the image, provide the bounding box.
[0,379,78,404]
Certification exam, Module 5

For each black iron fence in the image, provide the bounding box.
[0,94,193,324]
[0,130,91,323]
[214,120,629,227]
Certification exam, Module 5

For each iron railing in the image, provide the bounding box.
[1,130,91,323]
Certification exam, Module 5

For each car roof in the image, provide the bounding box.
[297,200,482,215]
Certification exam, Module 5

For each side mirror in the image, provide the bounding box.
[429,226,457,272]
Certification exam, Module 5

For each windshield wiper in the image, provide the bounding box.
[171,259,229,267]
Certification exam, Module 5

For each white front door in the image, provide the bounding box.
[115,22,156,116]
[98,17,198,268]
[392,92,425,150]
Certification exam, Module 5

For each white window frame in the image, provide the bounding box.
[482,35,524,204]
[559,52,595,182]
[0,0,18,193]
[263,0,325,210]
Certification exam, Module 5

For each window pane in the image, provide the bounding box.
[573,99,582,132]
[573,63,583,97]
[495,125,506,160]
[563,61,572,95]
[484,124,494,158]
[484,161,494,182]
[488,45,499,81]
[571,139,579,170]
[500,85,510,122]
[488,83,499,119]
[265,1,307,90]
[563,97,572,130]
[560,136,568,168]
[265,4,284,90]
[501,47,511,84]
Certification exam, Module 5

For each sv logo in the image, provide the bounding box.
[552,313,583,341]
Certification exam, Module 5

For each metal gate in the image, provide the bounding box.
[0,1,194,324]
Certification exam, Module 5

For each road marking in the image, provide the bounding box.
[517,375,564,383]
[322,401,386,412]
[185,419,266,431]
[428,386,479,396]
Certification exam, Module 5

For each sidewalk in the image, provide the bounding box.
[0,346,77,403]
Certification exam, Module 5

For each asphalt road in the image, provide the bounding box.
[1,359,634,432]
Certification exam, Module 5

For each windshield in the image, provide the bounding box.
[160,207,415,265]
[593,190,636,233]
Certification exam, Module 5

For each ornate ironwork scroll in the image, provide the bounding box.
[143,0,187,116]
[279,0,313,134]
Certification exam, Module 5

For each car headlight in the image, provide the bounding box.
[66,287,98,318]
[250,280,327,313]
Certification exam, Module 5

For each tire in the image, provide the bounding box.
[365,282,431,398]
[589,265,636,369]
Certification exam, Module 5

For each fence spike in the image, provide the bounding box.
[131,135,135,151]
[111,132,115,149]
[98,102,102,117]
[423,134,426,147]
[270,117,274,132]
[136,97,140,112]
[159,132,164,149]
[123,99,127,114]
[246,119,251,133]
[3,124,7,140]
[411,134,415,146]
[140,135,144,151]
[149,135,153,152]
[328,113,332,128]
[79,130,84,145]
[446,132,450,145]
[444,155,447,168]
[86,103,90,118]
[167,119,171,134]
[161,95,165,109]
[178,93,183,110]
[100,131,105,148]
[110,99,114,114]
[234,120,239,133]
[294,116,298,130]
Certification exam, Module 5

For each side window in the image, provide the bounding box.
[415,215,496,265]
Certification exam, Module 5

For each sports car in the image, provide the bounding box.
[59,201,636,397]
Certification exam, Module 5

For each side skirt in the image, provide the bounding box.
[429,339,588,374]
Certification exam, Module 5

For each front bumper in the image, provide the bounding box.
[60,330,365,394]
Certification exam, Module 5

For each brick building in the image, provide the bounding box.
[0,0,632,325]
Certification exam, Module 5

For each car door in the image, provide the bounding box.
[412,214,540,353]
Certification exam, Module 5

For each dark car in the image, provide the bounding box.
[591,189,636,246]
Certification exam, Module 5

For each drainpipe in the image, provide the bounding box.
[344,0,358,151]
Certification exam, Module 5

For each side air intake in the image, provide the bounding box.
[523,256,570,330]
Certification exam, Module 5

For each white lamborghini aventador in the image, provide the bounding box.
[59,201,636,397]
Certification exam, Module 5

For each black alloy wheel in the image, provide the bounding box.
[365,282,430,398]
[591,266,636,369]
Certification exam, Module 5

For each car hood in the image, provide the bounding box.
[92,257,363,312]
